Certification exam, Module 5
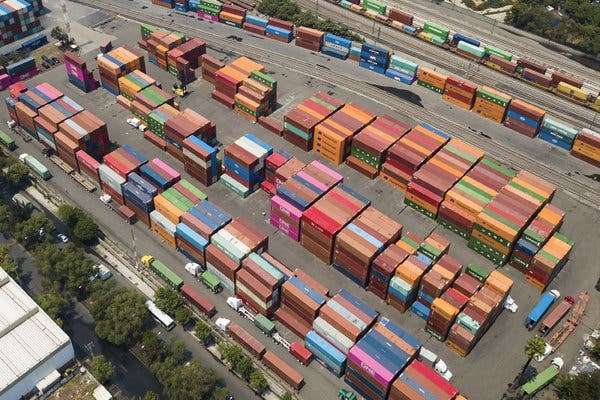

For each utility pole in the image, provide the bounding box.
[131,228,139,270]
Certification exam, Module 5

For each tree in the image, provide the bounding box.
[223,345,243,368]
[34,243,94,295]
[521,336,547,382]
[35,288,68,327]
[281,391,293,400]
[194,321,213,345]
[166,337,189,365]
[592,340,600,360]
[175,306,193,326]
[211,386,231,400]
[50,26,69,44]
[235,356,254,381]
[132,391,160,400]
[58,204,82,229]
[154,287,183,316]
[249,370,269,393]
[93,288,149,347]
[73,215,98,243]
[92,355,115,384]
[163,360,217,400]
[554,370,600,400]
[140,331,166,365]
[13,213,53,248]
[4,163,30,188]
[0,244,19,283]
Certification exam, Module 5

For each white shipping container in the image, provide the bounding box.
[150,210,176,234]
[328,299,367,331]
[183,148,211,169]
[313,317,353,354]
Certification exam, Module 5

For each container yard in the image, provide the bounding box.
[2,5,600,400]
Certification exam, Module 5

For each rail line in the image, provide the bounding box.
[301,0,599,129]
[378,0,600,89]
[73,0,600,209]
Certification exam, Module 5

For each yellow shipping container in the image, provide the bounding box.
[230,56,265,75]
[154,195,183,224]
[485,270,513,297]
[430,298,459,319]
[395,262,424,285]
[445,189,486,215]
[557,82,590,101]
[405,192,439,213]
[431,264,455,281]
[475,212,518,241]
[442,93,474,110]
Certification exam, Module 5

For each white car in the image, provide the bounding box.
[56,233,69,243]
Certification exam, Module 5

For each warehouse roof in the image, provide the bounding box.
[0,267,71,394]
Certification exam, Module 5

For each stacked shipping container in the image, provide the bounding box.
[526,233,574,291]
[0,0,43,47]
[64,52,97,92]
[442,76,477,110]
[97,46,145,95]
[472,86,512,123]
[571,128,600,167]
[237,252,285,317]
[503,99,545,138]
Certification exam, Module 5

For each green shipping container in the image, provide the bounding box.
[417,80,444,94]
[220,174,252,198]
[254,314,276,334]
[458,41,485,58]
[484,45,512,61]
[250,70,277,90]
[150,260,184,290]
[418,243,442,261]
[141,24,158,40]
[389,55,418,74]
[284,122,312,140]
[431,35,446,46]
[179,179,208,200]
[423,22,450,41]
[404,198,437,220]
[465,263,490,282]
[363,0,387,15]
[476,88,511,107]
[481,158,516,179]
[437,218,471,239]
[201,270,221,292]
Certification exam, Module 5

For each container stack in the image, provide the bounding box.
[5,57,37,82]
[333,206,402,286]
[442,76,477,110]
[305,330,346,376]
[146,103,180,138]
[301,185,371,264]
[76,150,101,185]
[103,145,148,180]
[438,158,515,239]
[234,72,277,122]
[99,163,126,204]
[283,92,344,151]
[152,0,174,8]
[417,67,448,94]
[385,54,418,85]
[146,30,186,69]
[368,244,410,300]
[221,134,273,197]
[276,273,328,339]
[380,123,450,192]
[510,203,565,273]
[526,233,574,291]
[117,70,155,101]
[389,360,459,400]
[538,117,578,151]
[58,110,110,160]
[200,54,225,85]
[97,46,145,95]
[35,96,84,151]
[321,33,351,60]
[183,135,220,186]
[140,158,181,192]
[262,150,292,195]
[469,171,556,265]
[197,0,222,21]
[346,318,421,400]
[237,253,285,317]
[54,131,80,170]
[489,54,518,74]
[313,103,377,165]
[243,15,268,35]
[359,43,390,75]
[295,27,324,51]
[212,63,254,108]
[347,115,410,179]
[64,52,97,92]
[273,157,305,188]
[413,255,462,323]
[265,18,293,43]
[14,101,38,139]
[131,85,175,124]
[181,200,231,245]
[571,128,600,168]
[455,41,485,61]
[164,108,215,160]
[421,21,449,45]
[503,99,545,138]
[207,217,268,293]
[386,255,429,313]
[348,46,361,62]
[167,38,206,83]
[150,207,177,248]
[176,220,209,265]
[219,3,245,28]
[363,0,387,15]
[425,298,460,342]
[271,161,342,241]
[472,86,512,123]
[0,0,43,47]
[405,138,484,219]
[122,172,158,226]
[452,271,483,298]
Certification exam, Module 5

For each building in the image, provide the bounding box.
[0,267,75,400]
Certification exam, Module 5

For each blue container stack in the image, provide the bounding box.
[385,55,419,85]
[452,32,481,47]
[0,0,44,47]
[265,25,293,42]
[221,134,273,197]
[321,33,351,60]
[187,200,233,241]
[245,15,268,27]
[538,118,579,150]
[123,172,158,226]
[6,57,37,81]
[359,43,390,75]
[174,1,189,11]
[305,330,347,377]
[176,222,209,264]
[188,0,199,11]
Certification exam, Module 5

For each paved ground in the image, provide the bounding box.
[2,5,599,400]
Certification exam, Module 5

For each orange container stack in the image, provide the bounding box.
[313,103,377,165]
[380,123,450,191]
[211,57,264,109]
[442,76,478,110]
[472,86,512,123]
[571,128,600,168]
[146,30,186,70]
[525,233,574,291]
[117,70,156,101]
[416,66,448,94]
[97,46,145,96]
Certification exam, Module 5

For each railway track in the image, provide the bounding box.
[379,0,600,90]
[73,0,600,209]
[301,0,600,129]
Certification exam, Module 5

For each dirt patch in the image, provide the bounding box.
[48,370,98,400]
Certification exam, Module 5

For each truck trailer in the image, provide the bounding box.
[526,290,560,330]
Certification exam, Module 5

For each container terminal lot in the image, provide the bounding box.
[5,16,600,400]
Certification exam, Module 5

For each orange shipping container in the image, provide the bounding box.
[418,67,448,88]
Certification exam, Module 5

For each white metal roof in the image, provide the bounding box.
[93,385,113,400]
[0,268,71,394]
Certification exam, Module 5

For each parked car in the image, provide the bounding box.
[56,233,69,243]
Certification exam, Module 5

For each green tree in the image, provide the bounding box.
[131,391,160,400]
[175,306,193,326]
[281,391,294,400]
[35,288,68,327]
[163,360,217,400]
[235,356,254,381]
[554,370,600,399]
[223,345,243,368]
[0,244,19,282]
[154,287,183,316]
[73,215,98,243]
[34,243,94,295]
[591,340,600,360]
[5,163,30,188]
[249,370,269,393]
[140,331,166,365]
[50,26,69,44]
[92,355,115,384]
[194,321,213,345]
[58,204,82,229]
[13,213,53,248]
[166,337,189,365]
[521,336,547,382]
[211,387,231,400]
[92,288,149,347]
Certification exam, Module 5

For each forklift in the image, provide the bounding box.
[172,82,188,97]
[338,389,356,400]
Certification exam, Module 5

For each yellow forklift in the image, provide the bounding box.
[172,82,188,97]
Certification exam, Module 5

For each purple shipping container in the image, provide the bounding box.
[347,346,394,387]
[270,212,300,241]
[11,69,38,82]
[198,12,220,22]
[0,74,11,90]
[65,60,86,82]
[151,158,181,181]
[271,196,302,223]
[296,171,329,192]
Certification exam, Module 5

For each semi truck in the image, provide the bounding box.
[200,270,222,293]
[539,296,574,336]
[526,290,560,330]
[519,357,563,398]
[19,153,51,180]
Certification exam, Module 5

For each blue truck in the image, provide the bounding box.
[526,290,560,330]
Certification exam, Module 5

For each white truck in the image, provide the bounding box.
[184,262,202,276]
[96,264,112,281]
